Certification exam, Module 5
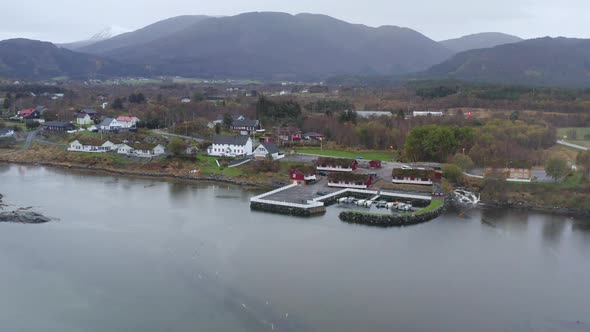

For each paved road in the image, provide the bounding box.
[0,130,37,156]
[151,129,206,143]
[557,140,588,151]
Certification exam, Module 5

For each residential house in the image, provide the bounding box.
[117,143,166,158]
[303,132,325,141]
[19,109,40,120]
[207,114,225,128]
[413,111,443,117]
[328,173,373,189]
[68,139,110,153]
[207,136,253,158]
[0,128,15,138]
[116,116,140,128]
[253,142,284,160]
[43,121,76,133]
[484,162,532,182]
[102,140,125,151]
[99,118,122,132]
[180,97,191,103]
[51,93,64,100]
[35,106,48,115]
[231,119,260,135]
[392,167,439,185]
[316,157,358,172]
[276,127,302,143]
[76,113,93,125]
[80,109,99,118]
[289,166,317,185]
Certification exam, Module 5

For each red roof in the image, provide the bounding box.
[19,109,35,115]
[116,116,137,122]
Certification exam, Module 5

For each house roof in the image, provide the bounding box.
[77,113,90,118]
[291,165,316,175]
[232,119,259,128]
[116,116,138,122]
[259,142,280,154]
[19,109,36,115]
[212,136,250,146]
[43,121,73,128]
[100,118,115,126]
[303,132,324,137]
[81,109,98,114]
[128,142,163,150]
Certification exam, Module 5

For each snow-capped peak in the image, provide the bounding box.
[90,26,130,41]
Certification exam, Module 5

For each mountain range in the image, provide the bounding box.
[423,37,590,87]
[0,12,589,87]
[440,32,522,53]
[0,39,141,80]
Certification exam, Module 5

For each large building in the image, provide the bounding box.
[328,173,373,189]
[207,136,253,158]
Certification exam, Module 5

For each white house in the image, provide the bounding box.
[116,116,140,128]
[180,97,191,103]
[117,144,134,155]
[207,136,253,158]
[76,113,93,125]
[117,143,167,158]
[413,111,444,117]
[102,140,125,151]
[68,140,110,153]
[253,142,284,160]
[0,128,15,138]
[99,118,122,131]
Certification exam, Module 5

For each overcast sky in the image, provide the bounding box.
[2,0,589,43]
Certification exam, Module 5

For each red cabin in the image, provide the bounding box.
[369,160,382,169]
[289,166,317,185]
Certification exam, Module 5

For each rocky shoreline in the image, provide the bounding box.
[0,210,51,224]
[480,200,590,218]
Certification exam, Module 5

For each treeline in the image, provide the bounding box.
[304,100,354,113]
[256,96,302,126]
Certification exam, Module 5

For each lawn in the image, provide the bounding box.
[197,154,243,176]
[558,127,590,148]
[295,147,395,161]
[415,199,444,215]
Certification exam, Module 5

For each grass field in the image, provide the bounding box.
[295,148,395,161]
[415,200,444,215]
[558,127,590,148]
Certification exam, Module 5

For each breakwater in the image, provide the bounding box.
[339,199,446,227]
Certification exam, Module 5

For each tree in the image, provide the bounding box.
[576,151,590,178]
[545,157,569,182]
[223,113,233,130]
[112,97,124,110]
[168,138,187,157]
[452,153,474,171]
[128,93,146,104]
[510,110,520,123]
[192,93,205,102]
[25,120,40,130]
[442,164,464,183]
[214,123,222,135]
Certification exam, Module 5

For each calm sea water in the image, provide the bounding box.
[1,164,590,332]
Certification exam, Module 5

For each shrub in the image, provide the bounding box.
[442,164,464,184]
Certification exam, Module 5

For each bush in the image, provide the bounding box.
[442,164,464,184]
[451,153,474,171]
[25,120,40,130]
[545,156,569,182]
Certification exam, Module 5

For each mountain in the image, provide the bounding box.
[83,12,453,80]
[440,32,522,53]
[422,37,590,87]
[0,39,144,79]
[78,15,212,55]
[59,26,131,50]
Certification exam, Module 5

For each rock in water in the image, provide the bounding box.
[0,211,51,224]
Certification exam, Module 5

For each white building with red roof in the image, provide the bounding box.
[116,116,140,128]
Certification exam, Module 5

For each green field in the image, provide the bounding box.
[295,148,395,161]
[415,199,444,215]
[558,127,590,148]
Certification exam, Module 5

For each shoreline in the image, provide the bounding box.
[2,160,589,218]
[0,160,276,190]
[479,200,590,218]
